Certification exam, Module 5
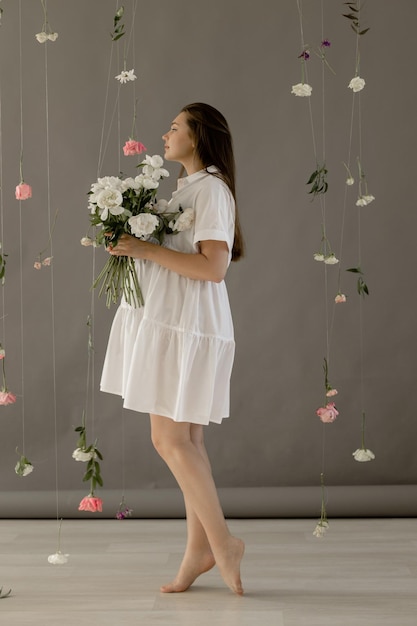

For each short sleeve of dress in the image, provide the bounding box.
[193,175,235,260]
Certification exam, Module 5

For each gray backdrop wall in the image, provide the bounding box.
[0,0,415,518]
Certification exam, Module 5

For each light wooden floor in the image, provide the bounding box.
[0,518,416,625]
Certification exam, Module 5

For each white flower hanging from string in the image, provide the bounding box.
[340,1,375,465]
[15,448,33,477]
[0,345,16,405]
[295,0,341,538]
[47,519,69,565]
[352,412,375,462]
[35,0,58,43]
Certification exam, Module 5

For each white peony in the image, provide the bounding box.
[48,552,69,565]
[169,208,194,232]
[128,213,159,238]
[141,155,169,180]
[352,448,375,462]
[348,76,365,92]
[72,448,94,462]
[96,189,124,221]
[291,82,312,97]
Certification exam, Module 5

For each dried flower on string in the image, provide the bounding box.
[35,0,58,43]
[15,451,34,477]
[356,194,375,207]
[335,293,347,304]
[123,140,147,156]
[0,347,16,405]
[313,253,325,262]
[352,412,375,463]
[74,412,104,511]
[15,183,32,200]
[291,82,312,97]
[352,448,375,462]
[115,69,137,84]
[313,473,329,538]
[48,519,69,564]
[348,76,365,92]
[80,236,94,247]
[116,497,133,520]
[79,495,103,513]
[324,254,339,265]
[316,402,339,423]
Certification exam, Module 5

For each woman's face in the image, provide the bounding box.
[162,112,198,172]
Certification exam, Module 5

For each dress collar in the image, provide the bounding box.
[176,165,217,190]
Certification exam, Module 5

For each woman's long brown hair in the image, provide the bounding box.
[181,103,244,261]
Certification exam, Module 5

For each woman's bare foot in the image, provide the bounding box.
[160,550,216,593]
[215,536,245,595]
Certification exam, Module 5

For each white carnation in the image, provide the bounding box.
[352,448,375,462]
[48,552,69,565]
[291,82,312,97]
[348,76,365,92]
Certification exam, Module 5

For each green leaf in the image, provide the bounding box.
[306,170,318,185]
[346,267,361,274]
[359,28,370,35]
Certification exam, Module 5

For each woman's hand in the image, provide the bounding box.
[106,233,150,259]
[107,234,229,282]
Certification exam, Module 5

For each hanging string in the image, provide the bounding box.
[42,17,60,521]
[18,0,26,455]
[0,44,5,342]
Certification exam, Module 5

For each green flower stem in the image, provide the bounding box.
[320,472,328,524]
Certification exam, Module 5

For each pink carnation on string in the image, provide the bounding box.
[15,183,32,200]
[316,402,339,423]
[326,388,338,397]
[335,293,347,304]
[0,390,17,405]
[78,495,103,513]
[123,140,147,156]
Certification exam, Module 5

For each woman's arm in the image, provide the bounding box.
[108,234,229,283]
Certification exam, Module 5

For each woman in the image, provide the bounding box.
[101,103,245,594]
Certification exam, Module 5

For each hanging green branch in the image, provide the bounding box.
[111,6,125,41]
[346,266,369,296]
[0,244,7,285]
[343,2,370,36]
[306,164,328,198]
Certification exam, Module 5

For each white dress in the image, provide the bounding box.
[100,166,236,425]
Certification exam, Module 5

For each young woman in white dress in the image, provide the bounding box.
[103,103,245,594]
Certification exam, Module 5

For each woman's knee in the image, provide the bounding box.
[150,414,189,459]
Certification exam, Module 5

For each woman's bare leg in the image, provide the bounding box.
[150,414,244,594]
[161,425,215,592]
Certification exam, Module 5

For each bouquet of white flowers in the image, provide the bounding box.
[86,155,193,307]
